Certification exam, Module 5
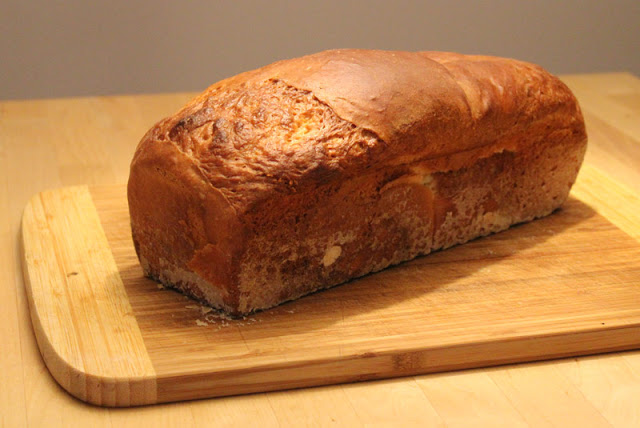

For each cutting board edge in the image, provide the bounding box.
[20,187,159,407]
[152,323,640,404]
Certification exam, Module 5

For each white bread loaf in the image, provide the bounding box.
[128,49,587,316]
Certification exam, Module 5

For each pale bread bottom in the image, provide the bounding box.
[144,136,586,317]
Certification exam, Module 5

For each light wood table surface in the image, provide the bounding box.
[1,72,639,427]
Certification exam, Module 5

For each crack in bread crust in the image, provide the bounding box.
[159,79,385,212]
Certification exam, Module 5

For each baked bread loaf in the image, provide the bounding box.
[128,49,587,316]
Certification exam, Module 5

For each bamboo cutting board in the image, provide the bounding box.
[21,166,640,407]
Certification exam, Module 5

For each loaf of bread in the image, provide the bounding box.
[128,49,587,316]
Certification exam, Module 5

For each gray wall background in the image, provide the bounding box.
[2,0,639,100]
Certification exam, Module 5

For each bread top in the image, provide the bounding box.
[131,49,586,213]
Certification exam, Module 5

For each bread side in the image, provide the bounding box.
[128,49,587,316]
[234,132,585,313]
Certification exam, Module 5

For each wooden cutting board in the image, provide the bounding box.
[21,165,640,407]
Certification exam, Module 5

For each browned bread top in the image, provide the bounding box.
[131,49,585,213]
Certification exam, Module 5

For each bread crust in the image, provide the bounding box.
[127,49,587,316]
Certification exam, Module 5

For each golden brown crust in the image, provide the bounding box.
[128,49,587,316]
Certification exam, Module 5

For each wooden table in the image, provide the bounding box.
[2,73,639,427]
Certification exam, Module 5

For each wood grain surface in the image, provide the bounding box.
[20,169,640,406]
[21,186,156,406]
[2,72,640,426]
